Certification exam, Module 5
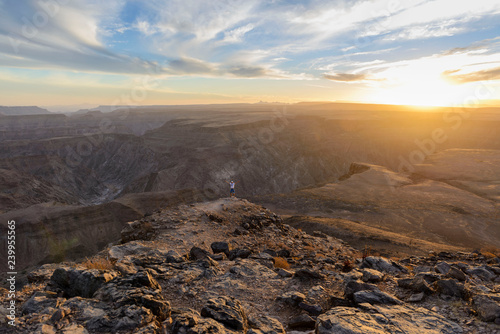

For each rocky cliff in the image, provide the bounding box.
[1,198,498,333]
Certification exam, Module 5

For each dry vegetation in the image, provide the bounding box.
[81,256,114,270]
[273,257,290,269]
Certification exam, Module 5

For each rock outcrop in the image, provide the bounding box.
[3,198,499,333]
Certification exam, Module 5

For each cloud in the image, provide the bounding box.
[442,67,500,84]
[222,24,254,43]
[228,65,269,78]
[323,73,368,82]
[168,58,216,75]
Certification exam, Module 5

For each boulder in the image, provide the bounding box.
[316,305,463,334]
[344,280,379,301]
[397,276,434,294]
[435,262,451,275]
[200,296,248,331]
[298,301,323,315]
[228,248,252,261]
[60,324,89,334]
[190,246,210,261]
[211,242,232,256]
[170,308,232,334]
[165,250,185,263]
[288,313,316,330]
[353,290,402,305]
[294,268,324,280]
[93,273,170,322]
[248,315,285,334]
[22,291,62,315]
[361,269,384,283]
[472,294,500,322]
[446,266,467,282]
[467,266,496,281]
[50,268,117,298]
[434,279,469,299]
[360,257,407,275]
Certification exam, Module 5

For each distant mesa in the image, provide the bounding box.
[0,106,51,115]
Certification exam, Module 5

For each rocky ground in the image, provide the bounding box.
[1,198,499,333]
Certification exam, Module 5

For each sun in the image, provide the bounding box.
[369,73,463,107]
[361,57,484,108]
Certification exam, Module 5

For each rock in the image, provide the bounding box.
[121,220,155,243]
[361,268,384,282]
[276,291,306,305]
[294,268,324,279]
[34,324,57,334]
[229,259,276,278]
[344,280,379,300]
[211,242,232,256]
[472,294,500,322]
[434,279,469,299]
[60,324,89,334]
[435,262,451,275]
[170,308,231,334]
[190,246,210,260]
[120,271,162,290]
[28,264,66,283]
[353,290,403,305]
[50,268,117,298]
[397,276,434,294]
[316,305,463,334]
[277,249,291,258]
[211,254,225,261]
[60,297,107,322]
[288,313,316,330]
[307,285,328,304]
[114,260,139,275]
[298,301,323,315]
[22,291,62,315]
[248,315,285,334]
[50,306,70,323]
[278,268,294,277]
[93,273,170,322]
[446,266,467,281]
[415,272,441,284]
[165,250,185,263]
[108,241,154,260]
[360,256,407,275]
[408,292,425,302]
[263,249,277,257]
[467,266,496,281]
[233,226,249,236]
[414,265,433,274]
[200,296,248,331]
[228,248,252,261]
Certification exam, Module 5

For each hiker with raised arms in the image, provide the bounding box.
[225,180,239,197]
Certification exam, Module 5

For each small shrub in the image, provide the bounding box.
[82,257,114,270]
[273,257,290,269]
[362,245,371,260]
[342,260,353,272]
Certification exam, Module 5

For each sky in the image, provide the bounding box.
[1,0,500,110]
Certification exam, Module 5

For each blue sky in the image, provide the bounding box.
[1,0,500,109]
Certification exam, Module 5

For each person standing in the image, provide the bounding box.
[226,180,239,197]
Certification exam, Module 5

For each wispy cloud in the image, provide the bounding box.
[442,67,500,84]
[324,73,369,82]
